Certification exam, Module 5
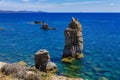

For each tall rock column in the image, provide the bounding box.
[62,17,84,63]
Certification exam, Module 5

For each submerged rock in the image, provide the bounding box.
[98,77,108,80]
[34,49,57,73]
[40,27,56,30]
[0,27,4,30]
[34,21,42,24]
[62,17,84,63]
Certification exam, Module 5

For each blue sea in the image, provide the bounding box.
[0,13,120,80]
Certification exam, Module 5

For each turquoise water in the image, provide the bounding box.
[0,13,120,79]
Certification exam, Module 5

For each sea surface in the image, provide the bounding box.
[0,13,120,80]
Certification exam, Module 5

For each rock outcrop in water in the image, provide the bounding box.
[0,27,4,30]
[62,17,84,63]
[34,21,42,24]
[34,21,56,30]
[34,49,57,73]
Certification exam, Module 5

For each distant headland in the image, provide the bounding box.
[0,10,46,13]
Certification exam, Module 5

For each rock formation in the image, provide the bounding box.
[62,17,84,63]
[34,49,57,73]
[0,62,7,71]
[34,21,42,24]
[17,61,27,67]
[0,27,4,30]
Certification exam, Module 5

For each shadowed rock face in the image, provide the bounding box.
[62,17,84,63]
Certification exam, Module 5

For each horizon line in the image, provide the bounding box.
[0,10,120,13]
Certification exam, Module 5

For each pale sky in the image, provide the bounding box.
[0,0,120,12]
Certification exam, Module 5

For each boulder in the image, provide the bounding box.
[46,62,57,73]
[0,62,7,71]
[62,17,84,63]
[34,49,50,71]
[34,49,57,73]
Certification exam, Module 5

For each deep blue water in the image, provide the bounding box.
[0,13,120,80]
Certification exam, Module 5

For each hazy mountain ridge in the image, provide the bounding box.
[0,10,46,13]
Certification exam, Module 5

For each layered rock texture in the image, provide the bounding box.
[35,49,57,73]
[62,17,84,63]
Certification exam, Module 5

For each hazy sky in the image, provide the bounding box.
[0,0,120,12]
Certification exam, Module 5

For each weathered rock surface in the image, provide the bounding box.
[1,63,29,75]
[35,49,57,73]
[17,61,27,67]
[46,62,57,72]
[62,17,84,63]
[0,62,7,71]
[35,49,50,70]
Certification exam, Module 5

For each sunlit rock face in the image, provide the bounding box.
[35,49,50,70]
[34,49,57,73]
[62,17,84,63]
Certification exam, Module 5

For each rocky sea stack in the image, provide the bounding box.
[62,17,84,63]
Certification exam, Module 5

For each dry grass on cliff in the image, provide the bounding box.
[0,72,84,80]
[0,72,13,80]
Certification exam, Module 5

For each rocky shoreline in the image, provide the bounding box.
[0,49,84,80]
[0,61,83,80]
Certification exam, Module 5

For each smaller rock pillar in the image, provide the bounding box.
[34,49,57,73]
